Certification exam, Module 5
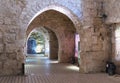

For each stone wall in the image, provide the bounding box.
[72,0,120,74]
[0,0,25,75]
[1,0,119,75]
[80,0,112,73]
[104,0,120,24]
[104,0,120,73]
[0,0,81,75]
[48,28,58,59]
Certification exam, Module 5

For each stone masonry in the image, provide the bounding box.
[0,0,120,75]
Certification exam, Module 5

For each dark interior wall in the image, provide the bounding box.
[47,28,59,59]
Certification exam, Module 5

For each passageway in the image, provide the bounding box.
[0,57,119,83]
[25,9,81,76]
[25,54,79,75]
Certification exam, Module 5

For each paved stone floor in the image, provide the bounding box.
[0,55,120,83]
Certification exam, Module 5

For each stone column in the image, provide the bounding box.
[58,32,75,63]
[0,0,26,75]
[49,30,58,59]
[80,0,111,73]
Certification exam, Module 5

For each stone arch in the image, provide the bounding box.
[20,5,82,56]
[26,27,50,57]
[20,4,82,70]
[20,4,82,34]
[27,5,81,31]
[26,26,58,59]
[27,10,76,62]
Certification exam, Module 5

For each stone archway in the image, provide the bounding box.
[21,5,82,59]
[27,10,77,63]
[20,4,82,73]
[26,27,50,57]
[26,26,59,59]
[20,4,82,37]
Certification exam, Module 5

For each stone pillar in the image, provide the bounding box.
[58,32,75,63]
[49,30,58,59]
[80,0,111,73]
[0,0,25,75]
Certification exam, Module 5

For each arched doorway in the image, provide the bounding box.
[27,10,77,62]
[27,29,46,56]
[26,27,49,56]
[21,5,81,75]
[26,26,59,59]
[25,10,79,74]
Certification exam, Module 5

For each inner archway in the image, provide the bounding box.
[24,6,81,75]
[27,29,47,56]
[26,26,59,59]
[28,10,77,62]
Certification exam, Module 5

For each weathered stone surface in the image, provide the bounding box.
[0,30,3,43]
[3,60,20,75]
[0,0,120,75]
[0,62,3,69]
[79,0,112,73]
[4,33,16,43]
[6,53,17,60]
[104,0,120,23]
[0,44,3,53]
[6,44,17,53]
[4,17,12,25]
[0,16,4,25]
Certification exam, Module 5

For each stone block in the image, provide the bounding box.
[0,31,3,43]
[7,26,19,33]
[0,62,2,69]
[0,16,3,24]
[6,44,17,53]
[92,36,98,44]
[0,62,3,75]
[80,51,107,73]
[4,17,11,25]
[91,51,106,61]
[9,28,18,33]
[16,49,25,62]
[0,44,3,53]
[0,38,3,43]
[6,53,16,60]
[0,30,3,38]
[105,0,120,23]
[3,60,18,75]
[92,43,103,51]
[4,33,16,43]
[0,54,7,61]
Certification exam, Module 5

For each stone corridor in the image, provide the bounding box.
[25,56,79,75]
[0,56,119,83]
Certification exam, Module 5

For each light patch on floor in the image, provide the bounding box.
[49,60,58,63]
[66,65,79,71]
